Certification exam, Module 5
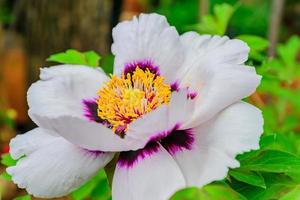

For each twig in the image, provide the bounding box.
[268,0,285,58]
[199,0,209,21]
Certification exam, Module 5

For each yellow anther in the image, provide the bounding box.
[97,67,171,133]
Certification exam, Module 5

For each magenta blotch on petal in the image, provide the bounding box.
[123,59,160,75]
[117,124,195,168]
[152,124,195,155]
[82,99,112,128]
[149,123,181,142]
[81,148,105,159]
[117,141,160,169]
[160,128,194,155]
[82,99,101,122]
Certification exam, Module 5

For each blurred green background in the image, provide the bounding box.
[1,0,300,199]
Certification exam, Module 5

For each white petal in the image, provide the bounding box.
[28,65,109,125]
[112,13,184,84]
[178,32,261,127]
[126,105,170,141]
[172,102,263,187]
[29,90,195,153]
[9,128,58,160]
[168,89,195,126]
[29,90,194,152]
[180,32,249,66]
[7,129,114,198]
[30,113,150,152]
[112,144,185,200]
[126,89,194,142]
[189,65,261,127]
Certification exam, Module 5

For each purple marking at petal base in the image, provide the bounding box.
[118,124,194,168]
[123,59,160,75]
[160,128,194,155]
[82,99,112,127]
[82,99,101,122]
[150,123,195,155]
[149,123,181,142]
[115,125,127,138]
[117,141,160,169]
[81,148,104,159]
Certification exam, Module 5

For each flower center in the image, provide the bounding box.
[97,67,171,134]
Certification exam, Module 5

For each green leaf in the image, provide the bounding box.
[229,169,266,188]
[259,133,297,154]
[279,186,300,200]
[47,49,86,65]
[13,195,31,200]
[90,179,111,200]
[286,172,300,182]
[0,171,12,181]
[84,51,102,67]
[277,36,300,67]
[170,183,247,200]
[71,179,97,200]
[214,3,236,35]
[1,153,16,167]
[71,169,110,200]
[239,150,300,173]
[100,54,114,75]
[191,3,236,35]
[236,35,269,62]
[47,49,101,67]
[234,173,298,200]
[236,35,269,51]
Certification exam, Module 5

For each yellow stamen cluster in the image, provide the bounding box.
[97,67,171,133]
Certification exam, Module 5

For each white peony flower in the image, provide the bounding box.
[7,13,263,200]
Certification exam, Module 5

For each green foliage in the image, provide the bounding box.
[257,36,300,134]
[13,195,31,200]
[171,183,247,200]
[229,169,266,189]
[259,36,300,82]
[0,0,14,24]
[71,170,111,200]
[232,173,299,200]
[279,186,300,200]
[0,171,11,181]
[229,1,270,37]
[0,109,16,128]
[226,134,300,199]
[100,54,114,75]
[238,150,300,173]
[189,3,236,35]
[1,153,16,167]
[151,0,199,33]
[0,153,16,181]
[47,49,115,75]
[236,35,269,62]
[47,49,101,68]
